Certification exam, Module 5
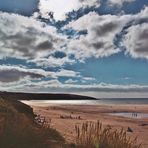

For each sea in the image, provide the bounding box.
[22,98,148,107]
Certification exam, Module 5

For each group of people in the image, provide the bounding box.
[132,112,138,117]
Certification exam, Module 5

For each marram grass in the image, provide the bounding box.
[75,121,142,148]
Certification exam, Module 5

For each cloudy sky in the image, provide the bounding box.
[0,0,148,98]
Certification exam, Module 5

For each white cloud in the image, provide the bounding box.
[0,11,74,68]
[123,23,148,59]
[66,12,131,60]
[0,65,80,85]
[108,0,136,6]
[65,79,78,84]
[1,6,148,65]
[30,56,75,67]
[6,81,148,93]
[0,11,66,60]
[65,6,148,60]
[0,65,49,83]
[55,69,80,78]
[1,67,148,94]
[0,4,148,79]
[38,0,100,20]
[83,77,96,81]
[137,6,148,19]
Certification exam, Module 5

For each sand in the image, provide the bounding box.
[32,104,148,147]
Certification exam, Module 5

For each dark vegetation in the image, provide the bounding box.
[0,91,96,100]
[0,97,66,148]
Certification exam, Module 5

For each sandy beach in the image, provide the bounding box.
[29,104,148,148]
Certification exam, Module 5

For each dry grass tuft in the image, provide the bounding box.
[75,121,142,148]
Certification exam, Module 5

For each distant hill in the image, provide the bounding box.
[0,91,96,100]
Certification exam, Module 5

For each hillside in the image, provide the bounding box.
[0,91,96,100]
[0,97,67,148]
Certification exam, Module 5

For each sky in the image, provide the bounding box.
[0,0,148,98]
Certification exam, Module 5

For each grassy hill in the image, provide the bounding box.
[0,91,96,100]
[0,97,67,148]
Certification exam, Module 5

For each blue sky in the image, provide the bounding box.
[0,0,148,98]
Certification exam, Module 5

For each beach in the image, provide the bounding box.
[28,103,148,148]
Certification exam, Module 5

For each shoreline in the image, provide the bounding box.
[28,104,148,148]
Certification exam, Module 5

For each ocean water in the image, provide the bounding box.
[22,98,148,107]
[96,98,148,105]
[110,112,148,119]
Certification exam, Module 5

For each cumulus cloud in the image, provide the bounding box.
[30,56,75,67]
[0,67,81,92]
[0,65,80,85]
[1,6,148,65]
[0,12,66,60]
[65,79,78,84]
[0,2,148,94]
[108,0,136,6]
[0,66,48,83]
[66,12,131,59]
[55,69,80,77]
[38,0,100,20]
[120,6,148,59]
[65,6,148,60]
[0,65,148,94]
[123,23,148,59]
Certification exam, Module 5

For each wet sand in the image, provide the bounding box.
[32,104,148,147]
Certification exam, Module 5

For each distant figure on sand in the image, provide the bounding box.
[132,113,138,117]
